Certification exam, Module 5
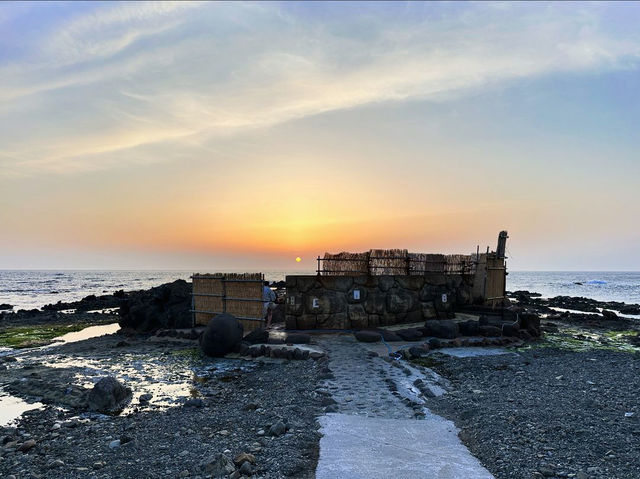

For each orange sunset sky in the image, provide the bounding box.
[1,2,639,271]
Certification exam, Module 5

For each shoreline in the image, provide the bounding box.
[1,282,640,478]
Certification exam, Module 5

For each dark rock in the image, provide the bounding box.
[0,303,13,310]
[199,313,244,357]
[18,439,36,453]
[386,288,416,314]
[479,325,502,337]
[518,329,533,341]
[118,280,192,331]
[519,312,541,337]
[428,338,442,349]
[285,333,311,344]
[184,398,204,408]
[378,275,395,292]
[244,328,269,345]
[304,290,347,315]
[378,329,403,342]
[363,291,386,315]
[269,420,287,437]
[201,453,235,476]
[422,320,459,339]
[602,309,618,320]
[239,461,254,475]
[408,346,428,359]
[620,305,640,315]
[459,320,480,336]
[501,321,520,337]
[354,330,382,343]
[293,348,304,360]
[87,377,132,412]
[396,328,423,341]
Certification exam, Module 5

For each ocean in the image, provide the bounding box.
[0,270,639,311]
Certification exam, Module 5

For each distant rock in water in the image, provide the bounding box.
[0,303,13,310]
[118,280,192,331]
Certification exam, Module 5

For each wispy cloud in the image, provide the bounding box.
[0,1,638,177]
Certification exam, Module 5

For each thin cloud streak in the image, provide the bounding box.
[0,2,638,177]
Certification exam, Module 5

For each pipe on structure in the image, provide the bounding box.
[496,230,508,259]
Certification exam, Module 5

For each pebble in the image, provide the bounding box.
[268,420,287,437]
[109,439,121,449]
[48,459,65,469]
[17,439,36,453]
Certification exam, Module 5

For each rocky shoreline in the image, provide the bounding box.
[1,282,639,478]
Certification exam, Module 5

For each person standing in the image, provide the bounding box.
[262,281,276,329]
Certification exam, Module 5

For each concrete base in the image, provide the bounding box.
[317,413,494,479]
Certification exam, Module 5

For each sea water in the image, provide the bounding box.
[1,270,638,311]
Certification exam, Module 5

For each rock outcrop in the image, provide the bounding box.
[118,280,191,331]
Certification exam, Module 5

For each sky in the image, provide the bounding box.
[0,1,639,271]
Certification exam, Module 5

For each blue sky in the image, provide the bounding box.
[0,1,639,270]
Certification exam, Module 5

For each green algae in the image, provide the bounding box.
[518,326,640,354]
[0,323,92,348]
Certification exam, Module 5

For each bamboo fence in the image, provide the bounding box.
[192,272,265,334]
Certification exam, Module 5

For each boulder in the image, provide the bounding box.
[87,377,132,412]
[243,328,269,345]
[422,320,459,339]
[395,328,423,342]
[354,330,382,343]
[377,329,403,342]
[602,309,618,320]
[0,303,13,310]
[458,320,480,337]
[269,420,287,437]
[479,325,502,337]
[199,314,244,357]
[408,346,428,359]
[519,312,541,337]
[501,321,520,337]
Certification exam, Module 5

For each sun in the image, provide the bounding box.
[295,257,302,263]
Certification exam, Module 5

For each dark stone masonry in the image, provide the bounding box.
[285,274,473,330]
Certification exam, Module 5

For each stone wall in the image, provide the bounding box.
[285,274,474,331]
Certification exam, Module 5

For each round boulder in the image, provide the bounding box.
[199,313,244,357]
[87,377,132,412]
